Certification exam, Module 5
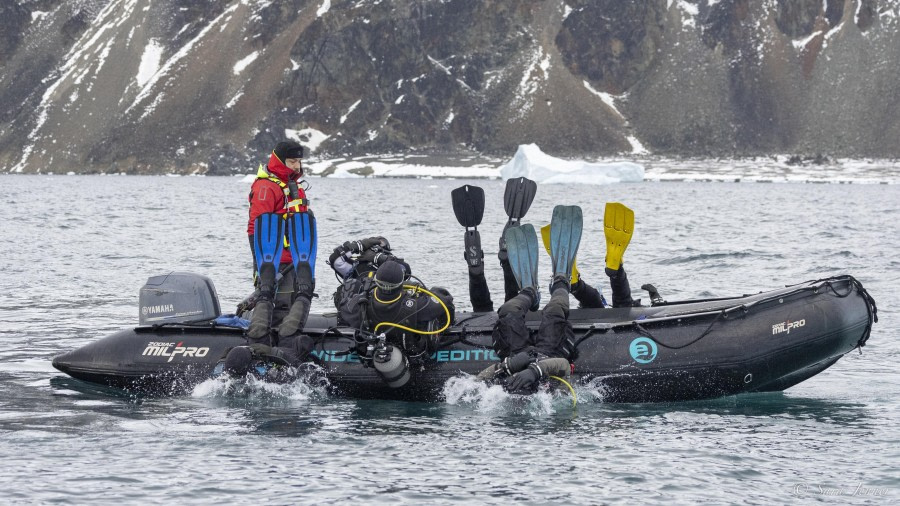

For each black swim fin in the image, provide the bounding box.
[549,205,582,282]
[451,184,485,228]
[286,211,317,278]
[503,177,537,222]
[452,184,486,275]
[504,224,539,291]
[252,213,285,280]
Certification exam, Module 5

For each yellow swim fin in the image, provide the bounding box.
[604,203,634,271]
[540,224,580,285]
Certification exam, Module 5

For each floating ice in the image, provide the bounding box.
[499,144,644,185]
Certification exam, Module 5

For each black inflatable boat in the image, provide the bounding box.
[52,273,877,402]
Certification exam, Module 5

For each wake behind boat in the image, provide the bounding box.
[52,273,877,402]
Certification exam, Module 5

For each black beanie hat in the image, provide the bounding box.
[374,260,406,295]
[273,141,305,161]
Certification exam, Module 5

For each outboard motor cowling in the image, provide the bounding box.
[139,272,221,325]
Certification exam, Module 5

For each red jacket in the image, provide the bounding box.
[247,153,309,264]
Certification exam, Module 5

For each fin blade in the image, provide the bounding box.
[540,224,580,285]
[286,212,317,277]
[604,203,634,271]
[504,225,539,290]
[451,185,485,228]
[503,177,537,220]
[252,213,285,276]
[549,205,583,280]
[521,224,540,290]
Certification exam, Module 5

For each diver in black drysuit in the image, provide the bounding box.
[329,237,455,360]
[470,243,636,393]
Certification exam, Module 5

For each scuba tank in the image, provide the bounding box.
[372,334,410,388]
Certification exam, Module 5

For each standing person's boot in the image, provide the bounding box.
[248,263,276,342]
[277,263,314,339]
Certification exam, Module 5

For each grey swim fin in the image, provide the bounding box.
[499,177,537,259]
[549,205,583,281]
[503,224,539,291]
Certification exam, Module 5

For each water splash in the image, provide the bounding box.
[442,374,576,415]
[191,367,329,402]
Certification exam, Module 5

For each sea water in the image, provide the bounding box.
[0,174,898,504]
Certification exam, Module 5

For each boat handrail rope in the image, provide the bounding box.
[580,275,876,352]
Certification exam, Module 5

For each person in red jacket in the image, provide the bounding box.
[246,140,313,348]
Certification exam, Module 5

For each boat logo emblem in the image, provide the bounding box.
[772,319,806,335]
[629,337,658,364]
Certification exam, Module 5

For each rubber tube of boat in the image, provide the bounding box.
[374,346,410,388]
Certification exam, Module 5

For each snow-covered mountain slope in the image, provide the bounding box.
[2,0,898,174]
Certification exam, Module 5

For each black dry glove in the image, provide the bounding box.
[360,250,406,269]
[361,237,390,251]
[357,249,379,265]
[248,343,273,357]
[504,364,542,394]
[342,240,364,254]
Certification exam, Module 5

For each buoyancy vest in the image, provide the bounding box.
[255,164,309,214]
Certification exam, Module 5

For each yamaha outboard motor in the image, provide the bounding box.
[139,272,221,325]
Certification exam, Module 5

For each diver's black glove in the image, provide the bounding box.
[248,343,273,357]
[361,237,390,251]
[359,250,406,268]
[504,364,542,394]
[342,240,364,254]
[500,350,533,376]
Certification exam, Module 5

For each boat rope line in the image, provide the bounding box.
[633,313,725,350]
[573,326,598,350]
[810,274,877,348]
[569,275,877,352]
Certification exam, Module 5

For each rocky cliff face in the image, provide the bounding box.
[1,0,898,174]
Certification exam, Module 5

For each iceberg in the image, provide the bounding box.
[499,144,644,184]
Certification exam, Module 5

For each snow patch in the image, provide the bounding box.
[225,90,244,108]
[340,99,361,124]
[793,31,822,49]
[233,51,259,75]
[317,0,331,17]
[137,41,163,87]
[31,11,49,22]
[583,80,625,120]
[128,3,240,114]
[499,144,644,185]
[627,136,649,156]
[286,128,330,153]
[428,55,452,75]
[677,0,698,29]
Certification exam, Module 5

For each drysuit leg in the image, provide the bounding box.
[492,289,536,359]
[533,285,576,360]
[571,279,607,309]
[469,271,493,313]
[274,334,316,365]
[606,265,634,308]
[500,258,519,302]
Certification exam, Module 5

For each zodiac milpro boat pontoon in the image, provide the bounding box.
[51,271,878,402]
